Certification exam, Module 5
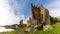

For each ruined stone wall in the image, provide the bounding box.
[27,17,32,28]
[40,6,50,25]
[27,4,51,32]
[45,9,50,25]
[40,6,46,23]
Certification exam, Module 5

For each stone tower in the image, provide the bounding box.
[27,4,51,32]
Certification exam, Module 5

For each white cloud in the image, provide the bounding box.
[0,0,24,26]
[48,8,60,17]
[46,0,60,17]
[46,0,60,8]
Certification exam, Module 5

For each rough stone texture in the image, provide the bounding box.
[40,5,50,25]
[27,17,37,32]
[43,24,52,31]
[27,17,32,28]
[31,4,42,30]
[27,4,51,32]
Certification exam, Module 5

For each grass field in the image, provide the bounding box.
[0,22,60,34]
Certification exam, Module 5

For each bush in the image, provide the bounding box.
[50,16,57,25]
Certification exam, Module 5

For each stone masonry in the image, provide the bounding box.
[27,4,52,32]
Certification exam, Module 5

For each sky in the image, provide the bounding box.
[0,0,60,25]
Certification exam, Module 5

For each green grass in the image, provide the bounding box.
[0,22,60,34]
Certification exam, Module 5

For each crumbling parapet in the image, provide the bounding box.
[26,4,52,32]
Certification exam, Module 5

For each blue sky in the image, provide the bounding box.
[11,0,60,19]
[9,0,60,24]
[10,0,52,19]
[0,0,60,25]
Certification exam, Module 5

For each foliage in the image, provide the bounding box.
[50,16,57,25]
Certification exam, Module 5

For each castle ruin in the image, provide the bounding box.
[27,4,52,32]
